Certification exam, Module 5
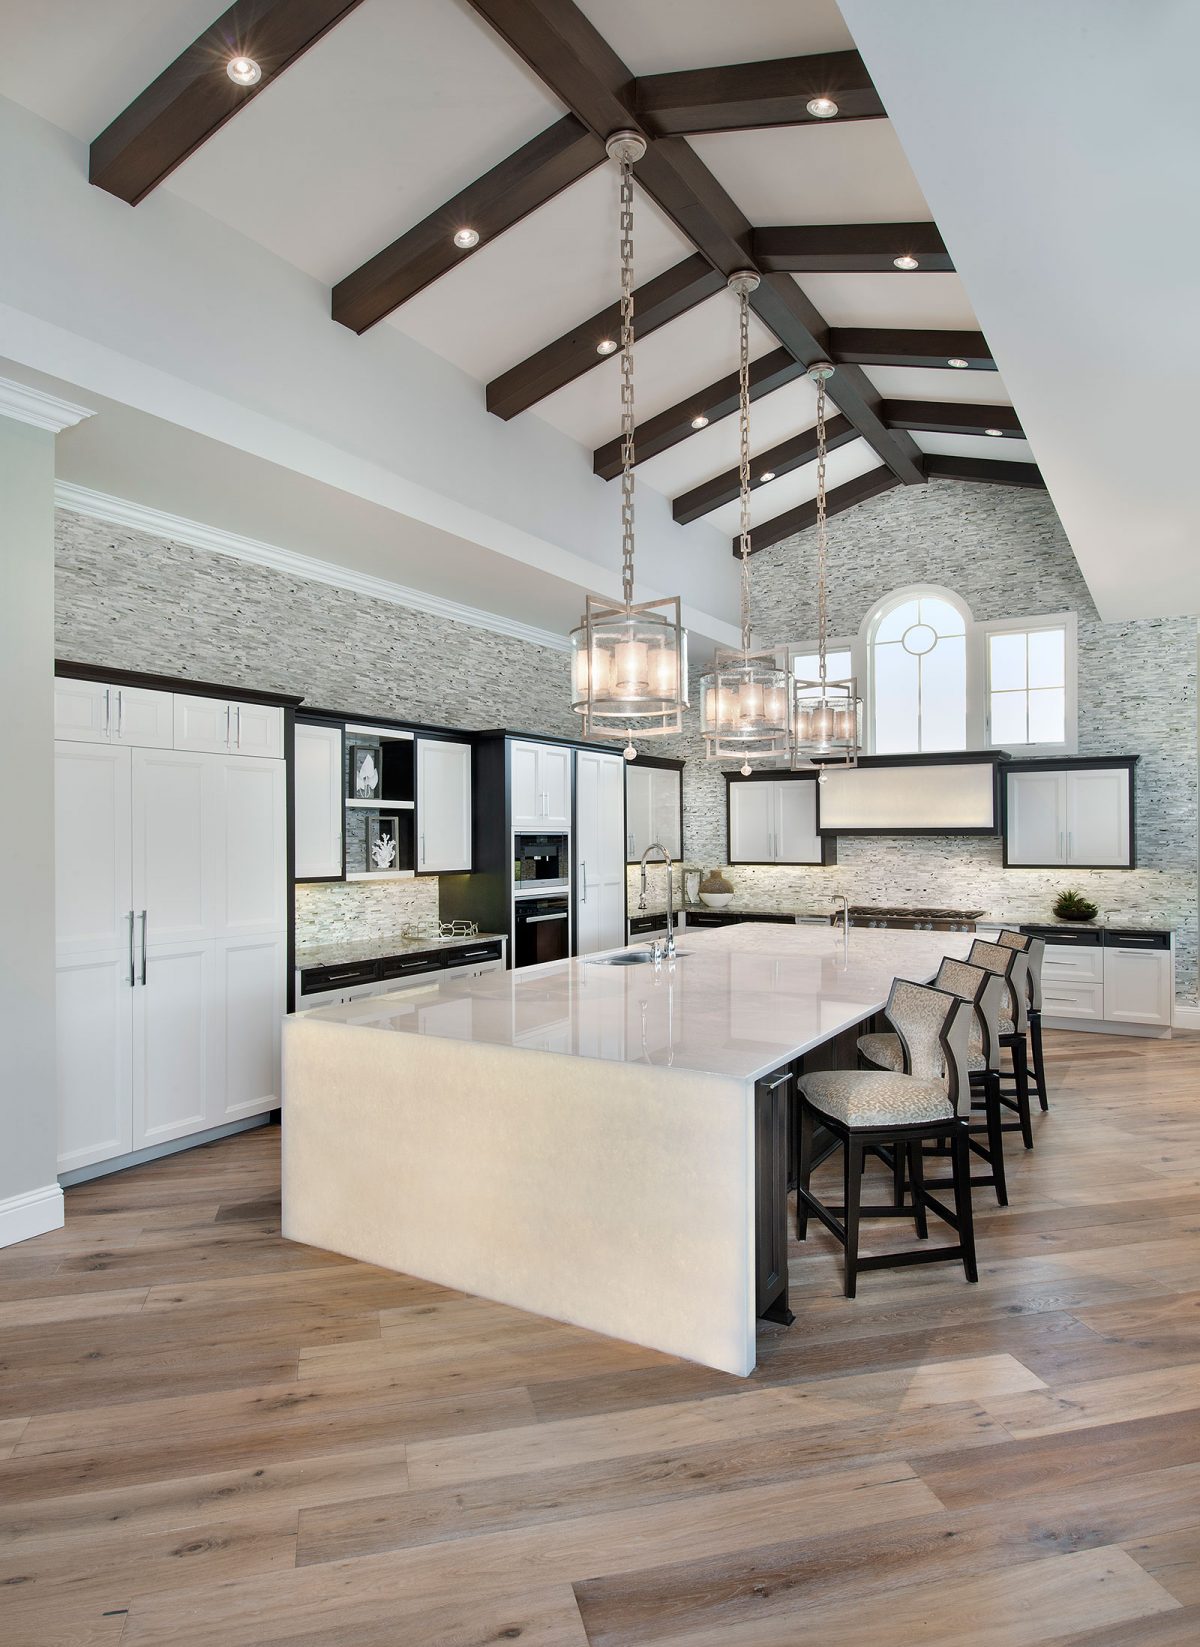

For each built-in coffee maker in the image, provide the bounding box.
[513,833,569,895]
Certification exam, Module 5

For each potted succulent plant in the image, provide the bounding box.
[699,869,735,909]
[1052,888,1099,922]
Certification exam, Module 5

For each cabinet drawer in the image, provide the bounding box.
[300,960,380,996]
[444,942,503,966]
[1043,944,1104,983]
[1040,979,1104,1020]
[380,953,445,980]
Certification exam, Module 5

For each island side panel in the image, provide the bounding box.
[281,1017,758,1376]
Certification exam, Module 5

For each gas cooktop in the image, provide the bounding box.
[838,906,985,932]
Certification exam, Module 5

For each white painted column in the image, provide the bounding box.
[0,379,93,1245]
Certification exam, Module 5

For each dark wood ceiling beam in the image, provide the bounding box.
[673,415,857,524]
[924,454,1045,488]
[332,115,603,334]
[830,328,995,370]
[738,467,901,556]
[754,223,952,274]
[633,49,885,135]
[465,0,927,489]
[486,255,723,420]
[90,0,368,205]
[593,349,805,480]
[882,400,1024,437]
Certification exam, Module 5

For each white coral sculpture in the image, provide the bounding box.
[370,833,397,869]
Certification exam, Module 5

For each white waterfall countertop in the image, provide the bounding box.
[300,922,974,1084]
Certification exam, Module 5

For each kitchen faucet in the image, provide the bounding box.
[833,892,849,931]
[639,843,676,958]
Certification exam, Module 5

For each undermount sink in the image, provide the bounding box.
[586,949,689,966]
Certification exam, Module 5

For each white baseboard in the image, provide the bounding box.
[1173,1003,1200,1032]
[0,1182,65,1249]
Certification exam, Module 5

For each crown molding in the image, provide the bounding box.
[0,377,94,433]
[53,482,573,654]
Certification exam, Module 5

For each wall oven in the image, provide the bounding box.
[514,832,569,895]
[514,894,570,968]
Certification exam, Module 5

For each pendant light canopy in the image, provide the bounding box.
[792,363,862,769]
[698,271,792,773]
[571,132,688,754]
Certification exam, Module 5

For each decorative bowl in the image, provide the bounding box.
[699,892,734,908]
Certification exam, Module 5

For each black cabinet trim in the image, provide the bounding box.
[55,659,303,707]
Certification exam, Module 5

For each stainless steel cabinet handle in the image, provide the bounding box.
[225,704,232,748]
[139,910,147,985]
[104,688,112,737]
[116,689,124,738]
[420,834,426,866]
[526,912,568,923]
[580,861,587,903]
[128,910,135,986]
[236,705,242,749]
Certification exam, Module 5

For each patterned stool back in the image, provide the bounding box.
[885,979,972,1114]
[934,956,1005,1071]
[998,929,1045,1012]
[967,938,1029,1034]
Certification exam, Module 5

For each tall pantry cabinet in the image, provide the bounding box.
[53,676,288,1177]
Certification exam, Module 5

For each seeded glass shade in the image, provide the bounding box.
[571,594,689,738]
[699,648,792,764]
[792,677,863,766]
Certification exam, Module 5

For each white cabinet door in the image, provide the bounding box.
[131,748,219,944]
[294,721,343,879]
[131,938,220,1149]
[56,953,134,1172]
[230,701,284,759]
[214,934,285,1123]
[730,783,773,862]
[1066,768,1130,867]
[111,686,173,748]
[217,756,287,935]
[1006,770,1066,865]
[417,738,472,872]
[651,768,682,860]
[575,750,626,955]
[55,742,132,957]
[775,780,821,864]
[625,764,651,861]
[540,744,572,830]
[1103,948,1171,1026]
[510,741,541,829]
[54,679,112,743]
[173,693,234,754]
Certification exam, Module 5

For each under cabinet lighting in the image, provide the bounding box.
[947,357,969,368]
[690,415,709,429]
[806,96,839,119]
[985,427,1004,437]
[226,56,261,86]
[596,338,618,355]
[893,254,919,271]
[758,471,775,482]
[453,228,480,249]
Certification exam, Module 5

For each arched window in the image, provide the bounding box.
[866,586,973,754]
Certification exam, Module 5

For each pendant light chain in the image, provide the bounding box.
[737,286,752,651]
[814,371,829,689]
[618,153,636,609]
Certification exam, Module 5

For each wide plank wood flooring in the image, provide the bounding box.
[2,1028,1198,1645]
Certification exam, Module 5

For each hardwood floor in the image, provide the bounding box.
[2,1028,1199,1645]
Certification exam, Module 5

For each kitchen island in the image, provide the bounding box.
[282,923,971,1375]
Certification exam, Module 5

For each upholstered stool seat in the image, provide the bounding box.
[857,1029,986,1076]
[800,1067,953,1129]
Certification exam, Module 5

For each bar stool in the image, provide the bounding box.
[859,957,1009,1206]
[968,939,1034,1150]
[797,980,978,1297]
[997,930,1048,1111]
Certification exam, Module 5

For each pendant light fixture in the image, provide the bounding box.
[792,364,862,770]
[698,272,792,774]
[570,132,688,757]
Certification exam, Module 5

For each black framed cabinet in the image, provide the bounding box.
[1003,756,1137,868]
[726,772,836,866]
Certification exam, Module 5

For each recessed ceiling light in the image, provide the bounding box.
[947,357,969,369]
[806,96,839,119]
[453,228,480,249]
[226,56,261,86]
[893,254,919,271]
[690,415,709,430]
[759,471,776,483]
[596,338,618,356]
[985,427,1004,437]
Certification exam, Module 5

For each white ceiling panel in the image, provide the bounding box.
[0,0,218,139]
[688,122,930,226]
[709,439,881,537]
[389,166,692,385]
[531,292,779,449]
[165,0,562,285]
[574,0,852,74]
[795,272,978,329]
[863,365,1012,404]
[912,432,1035,464]
[635,375,821,498]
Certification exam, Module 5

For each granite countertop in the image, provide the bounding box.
[296,932,507,971]
[298,923,974,1083]
[638,903,834,922]
[982,914,1175,935]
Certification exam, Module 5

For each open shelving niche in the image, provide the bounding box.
[342,722,416,881]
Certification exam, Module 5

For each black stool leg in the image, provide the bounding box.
[796,1099,814,1240]
[908,1141,929,1238]
[985,1070,1008,1206]
[892,1142,906,1209]
[1030,1011,1049,1112]
[843,1135,863,1298]
[1011,1037,1034,1149]
[951,1124,979,1283]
